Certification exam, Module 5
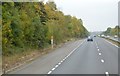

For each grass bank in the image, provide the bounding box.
[3,38,79,74]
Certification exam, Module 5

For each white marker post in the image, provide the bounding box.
[51,36,53,49]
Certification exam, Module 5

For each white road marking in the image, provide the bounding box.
[65,56,68,59]
[98,52,101,55]
[63,59,65,61]
[52,68,55,71]
[58,63,61,65]
[104,39,119,48]
[115,45,119,48]
[66,55,69,58]
[105,72,109,76]
[47,71,52,74]
[47,39,85,74]
[95,41,99,48]
[101,59,104,63]
[55,65,59,68]
[61,60,63,63]
[98,49,100,51]
[5,58,34,73]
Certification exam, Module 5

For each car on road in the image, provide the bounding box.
[87,36,93,41]
[106,35,110,38]
[101,34,105,37]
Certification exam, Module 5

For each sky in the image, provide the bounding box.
[43,0,119,32]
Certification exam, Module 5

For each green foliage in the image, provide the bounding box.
[103,26,120,37]
[2,2,88,56]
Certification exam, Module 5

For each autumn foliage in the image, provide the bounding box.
[2,2,88,56]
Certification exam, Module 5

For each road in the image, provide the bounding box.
[51,37,118,74]
[9,37,118,75]
[106,36,120,43]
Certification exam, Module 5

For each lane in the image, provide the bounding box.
[51,39,106,74]
[51,37,118,74]
[9,37,118,74]
[9,39,84,74]
[95,37,118,74]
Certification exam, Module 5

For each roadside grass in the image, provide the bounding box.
[0,27,2,74]
[3,46,52,73]
[3,38,78,73]
[0,55,2,75]
[104,38,120,47]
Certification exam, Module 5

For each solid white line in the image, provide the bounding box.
[103,39,119,48]
[101,59,104,63]
[47,71,52,74]
[115,45,119,48]
[47,39,85,74]
[99,53,101,56]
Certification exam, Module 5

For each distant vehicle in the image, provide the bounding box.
[94,35,96,37]
[87,36,93,41]
[106,35,110,38]
[114,35,118,38]
[98,35,100,37]
[101,34,105,37]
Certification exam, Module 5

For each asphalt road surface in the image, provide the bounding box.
[9,37,118,75]
[51,37,118,74]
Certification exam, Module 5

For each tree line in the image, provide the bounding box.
[2,1,89,56]
[103,26,120,37]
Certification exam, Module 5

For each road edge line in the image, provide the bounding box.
[103,38,119,48]
[47,39,85,74]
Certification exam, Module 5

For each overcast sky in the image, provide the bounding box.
[44,0,119,32]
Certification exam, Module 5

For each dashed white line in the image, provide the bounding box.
[63,59,65,61]
[58,63,61,65]
[105,72,109,76]
[105,72,109,74]
[61,60,63,63]
[95,41,99,47]
[47,71,52,74]
[55,65,59,68]
[65,56,68,59]
[99,53,101,56]
[47,40,85,74]
[66,55,69,58]
[95,40,109,76]
[51,68,55,71]
[101,59,104,63]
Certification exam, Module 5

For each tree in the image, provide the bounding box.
[2,2,88,56]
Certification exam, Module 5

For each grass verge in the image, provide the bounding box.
[3,38,79,74]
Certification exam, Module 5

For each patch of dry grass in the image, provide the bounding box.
[2,38,77,73]
[3,47,51,73]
